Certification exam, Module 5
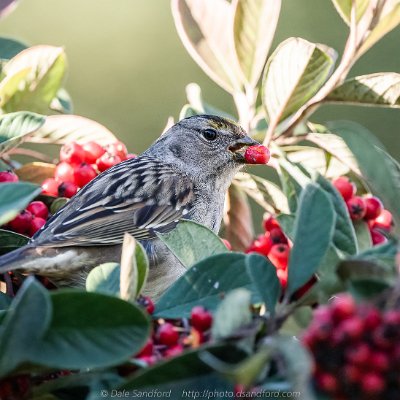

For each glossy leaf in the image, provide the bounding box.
[86,263,120,297]
[245,253,281,316]
[353,220,372,252]
[0,182,42,225]
[315,173,357,255]
[0,229,29,255]
[212,288,252,341]
[31,114,117,145]
[0,37,27,60]
[331,0,369,24]
[328,120,400,231]
[233,0,281,86]
[287,184,335,296]
[223,183,254,251]
[0,111,45,155]
[262,38,334,123]
[154,253,260,318]
[0,277,51,377]
[327,73,400,108]
[171,0,243,93]
[15,162,56,184]
[2,45,66,113]
[33,290,150,369]
[157,220,227,268]
[358,2,400,57]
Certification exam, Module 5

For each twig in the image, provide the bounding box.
[8,148,54,163]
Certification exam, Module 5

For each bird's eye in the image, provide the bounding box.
[202,129,217,141]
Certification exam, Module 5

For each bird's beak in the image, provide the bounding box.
[228,136,260,163]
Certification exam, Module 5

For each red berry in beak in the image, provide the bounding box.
[244,145,270,164]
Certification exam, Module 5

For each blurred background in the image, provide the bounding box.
[1,0,399,156]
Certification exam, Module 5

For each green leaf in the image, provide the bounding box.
[0,37,27,60]
[348,280,390,301]
[262,38,334,123]
[315,173,357,255]
[32,290,150,369]
[271,336,315,399]
[0,277,51,377]
[0,229,29,255]
[331,0,369,24]
[31,114,117,146]
[86,263,120,297]
[327,73,400,108]
[117,345,243,391]
[211,288,252,341]
[2,45,66,114]
[171,0,243,93]
[245,253,281,316]
[354,239,397,267]
[154,253,260,318]
[233,0,281,87]
[0,111,45,155]
[0,182,42,225]
[287,184,335,296]
[157,220,227,268]
[353,220,372,251]
[327,121,400,232]
[276,213,295,240]
[235,172,289,214]
[358,3,400,57]
[0,292,11,310]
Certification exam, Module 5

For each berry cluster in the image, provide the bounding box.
[246,216,290,288]
[332,177,393,245]
[0,171,49,237]
[303,294,400,399]
[132,296,213,367]
[42,140,135,197]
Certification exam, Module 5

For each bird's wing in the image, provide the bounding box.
[33,156,195,247]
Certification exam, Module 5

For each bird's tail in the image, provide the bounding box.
[0,246,33,274]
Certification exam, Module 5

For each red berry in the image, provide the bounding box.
[246,233,273,257]
[269,227,288,244]
[60,142,86,165]
[58,181,78,198]
[343,364,362,383]
[370,229,387,246]
[346,342,370,365]
[332,177,355,201]
[190,306,213,331]
[82,141,106,164]
[136,338,153,357]
[370,209,393,232]
[126,153,137,159]
[26,201,48,220]
[364,307,382,330]
[137,296,155,314]
[331,294,356,321]
[369,351,389,371]
[335,316,364,341]
[263,216,280,232]
[244,145,270,165]
[0,171,18,183]
[55,161,76,184]
[268,243,289,270]
[73,163,97,187]
[29,217,46,236]
[104,141,128,160]
[157,323,179,347]
[316,372,338,393]
[363,196,383,220]
[164,344,184,358]
[96,153,122,172]
[346,196,366,220]
[41,178,59,197]
[221,238,232,250]
[361,372,385,394]
[276,268,288,288]
[9,210,33,234]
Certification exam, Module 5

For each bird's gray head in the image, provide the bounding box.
[147,115,259,184]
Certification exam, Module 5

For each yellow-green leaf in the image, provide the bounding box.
[331,0,369,24]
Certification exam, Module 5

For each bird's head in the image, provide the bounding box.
[149,115,260,183]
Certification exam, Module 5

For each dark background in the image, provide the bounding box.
[1,0,399,156]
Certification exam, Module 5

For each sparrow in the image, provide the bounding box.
[0,115,259,299]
